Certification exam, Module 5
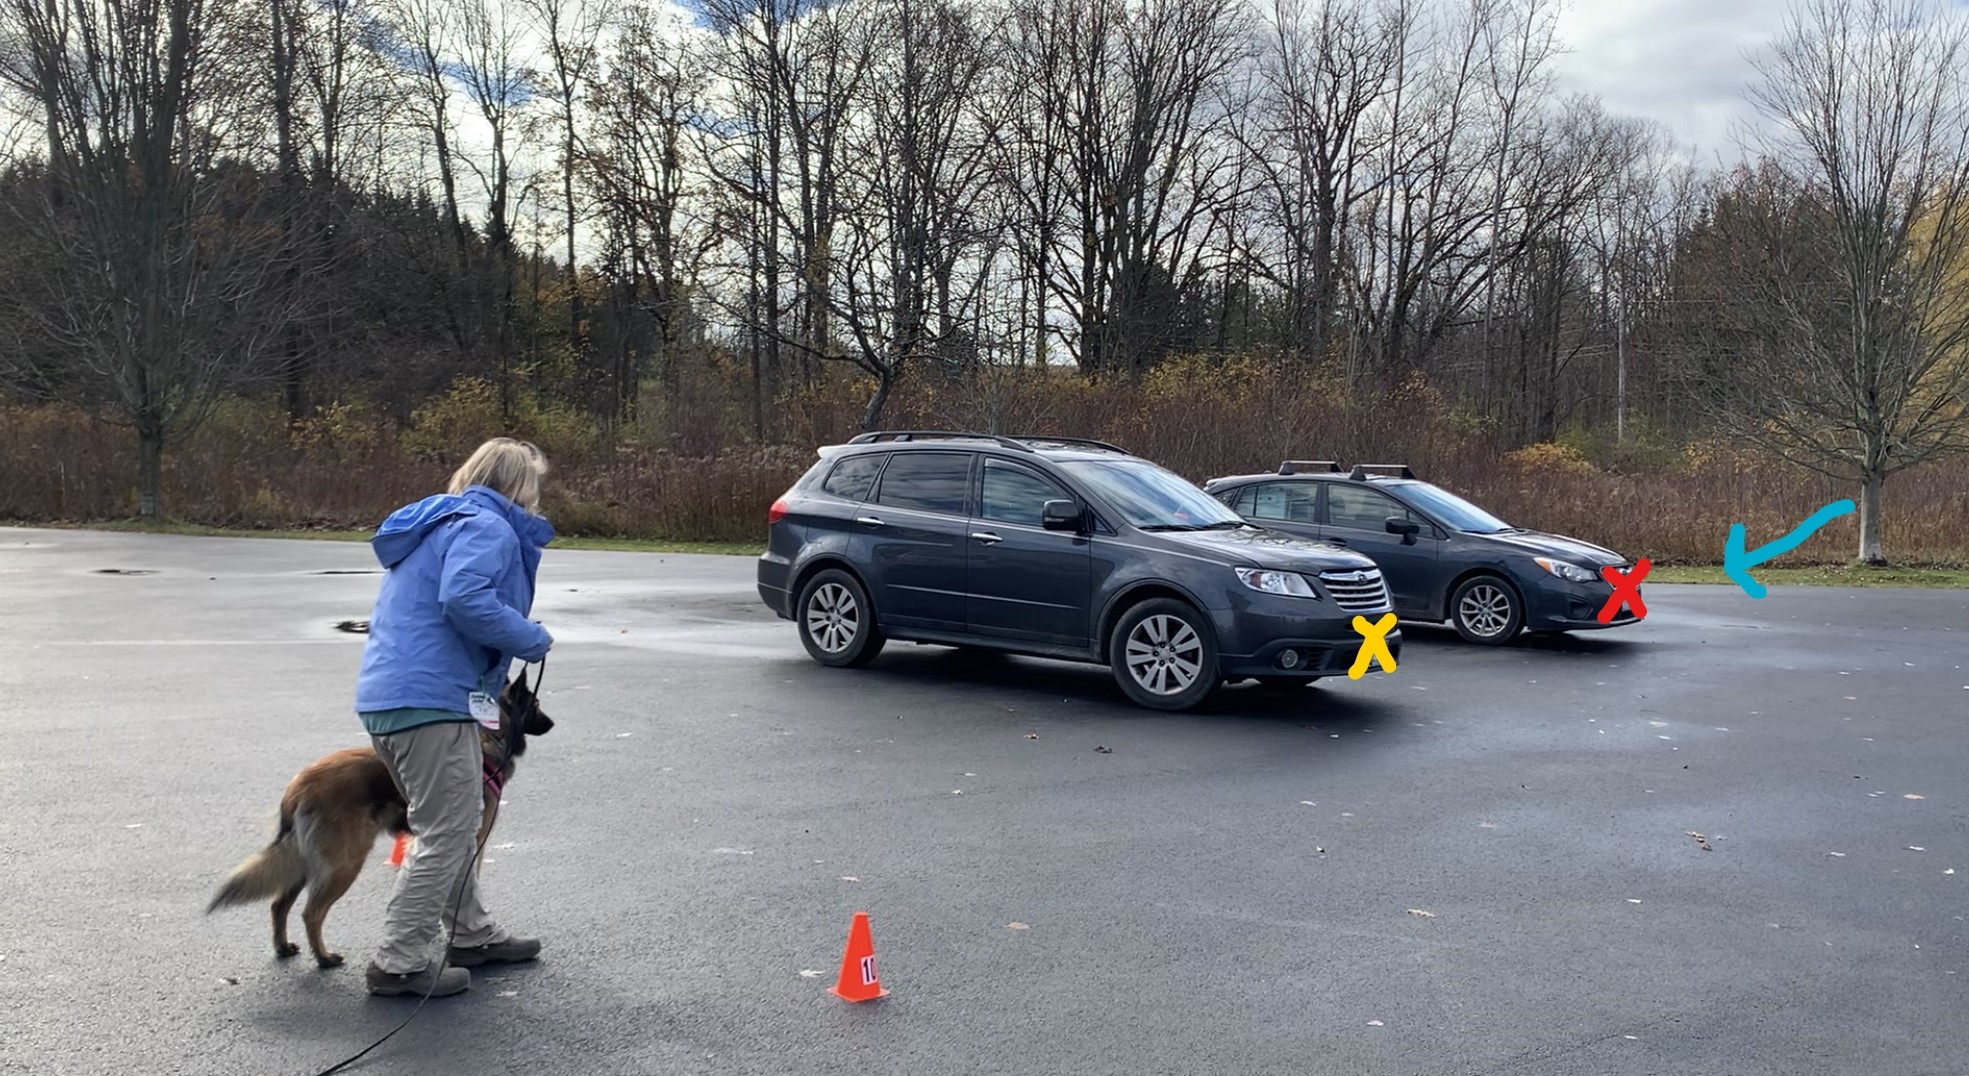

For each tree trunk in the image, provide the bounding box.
[135,427,165,519]
[860,369,896,432]
[1857,469,1886,566]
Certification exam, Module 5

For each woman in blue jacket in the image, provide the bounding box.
[354,437,555,998]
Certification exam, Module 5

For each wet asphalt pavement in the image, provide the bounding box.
[1,526,1965,1076]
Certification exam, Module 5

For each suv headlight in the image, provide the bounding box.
[1534,557,1598,584]
[1236,567,1321,599]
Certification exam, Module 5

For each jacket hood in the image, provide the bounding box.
[370,485,556,569]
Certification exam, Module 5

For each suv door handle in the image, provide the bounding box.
[855,515,884,527]
[1326,537,1347,546]
[971,532,1002,545]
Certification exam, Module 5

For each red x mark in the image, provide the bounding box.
[1598,558,1650,623]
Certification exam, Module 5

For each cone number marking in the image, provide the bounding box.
[859,955,878,985]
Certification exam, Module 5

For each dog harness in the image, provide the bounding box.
[482,752,508,799]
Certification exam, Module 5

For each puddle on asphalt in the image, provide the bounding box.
[307,569,380,576]
[334,619,370,634]
[94,568,157,576]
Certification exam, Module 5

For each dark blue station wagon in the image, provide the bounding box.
[758,433,1403,711]
[1205,461,1643,644]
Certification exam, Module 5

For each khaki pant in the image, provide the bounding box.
[370,721,508,974]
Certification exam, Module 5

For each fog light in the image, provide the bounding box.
[1278,649,1302,670]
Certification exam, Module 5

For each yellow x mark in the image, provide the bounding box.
[1348,613,1397,679]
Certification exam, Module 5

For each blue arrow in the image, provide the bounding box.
[1723,500,1856,599]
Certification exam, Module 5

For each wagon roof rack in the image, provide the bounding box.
[848,430,1034,451]
[847,431,1130,455]
[1278,459,1342,475]
[1348,462,1415,480]
[1009,435,1130,454]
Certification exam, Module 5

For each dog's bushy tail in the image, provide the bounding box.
[207,815,305,912]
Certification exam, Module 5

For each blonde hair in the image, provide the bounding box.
[449,437,549,512]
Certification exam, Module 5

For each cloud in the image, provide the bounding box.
[1552,0,1794,165]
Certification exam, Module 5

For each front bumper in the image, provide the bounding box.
[1212,595,1403,679]
[1523,571,1643,630]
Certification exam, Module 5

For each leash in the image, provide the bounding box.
[308,658,545,1076]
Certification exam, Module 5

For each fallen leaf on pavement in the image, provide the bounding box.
[839,876,861,882]
[1007,922,1030,931]
[1687,831,1713,852]
[1024,732,1040,740]
[1366,1020,1384,1027]
[1905,794,1926,800]
[799,970,823,979]
[1094,745,1113,754]
[1406,909,1437,918]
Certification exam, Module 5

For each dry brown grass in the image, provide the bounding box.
[3,359,1964,563]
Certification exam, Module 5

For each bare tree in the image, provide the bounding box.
[0,0,308,516]
[828,0,1000,428]
[525,0,615,357]
[585,1,711,421]
[1004,0,1248,376]
[1687,0,1969,564]
[1238,0,1404,367]
[453,0,543,416]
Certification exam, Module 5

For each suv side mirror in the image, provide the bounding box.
[1385,517,1423,545]
[1042,499,1083,532]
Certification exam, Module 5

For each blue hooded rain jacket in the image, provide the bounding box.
[354,484,555,735]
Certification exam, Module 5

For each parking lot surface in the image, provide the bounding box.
[1,527,1964,1075]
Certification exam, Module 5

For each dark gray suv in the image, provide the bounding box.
[757,432,1400,711]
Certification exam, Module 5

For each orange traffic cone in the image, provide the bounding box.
[828,911,889,1002]
[387,832,411,867]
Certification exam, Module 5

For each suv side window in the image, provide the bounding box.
[821,453,886,502]
[1324,484,1419,531]
[1247,482,1319,524]
[872,451,972,515]
[980,459,1071,527]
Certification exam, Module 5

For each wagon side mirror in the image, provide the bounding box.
[1042,499,1084,532]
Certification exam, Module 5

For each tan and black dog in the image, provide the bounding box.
[207,676,553,968]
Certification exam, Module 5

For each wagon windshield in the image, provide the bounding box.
[1059,459,1247,531]
[1397,482,1515,534]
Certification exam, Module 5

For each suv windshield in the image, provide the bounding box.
[1395,481,1514,533]
[1060,459,1247,530]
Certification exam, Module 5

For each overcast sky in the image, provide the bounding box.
[1551,0,1798,166]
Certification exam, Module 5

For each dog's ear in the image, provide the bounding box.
[524,705,555,737]
[502,673,553,737]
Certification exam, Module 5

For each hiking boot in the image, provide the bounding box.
[447,936,542,967]
[366,961,471,998]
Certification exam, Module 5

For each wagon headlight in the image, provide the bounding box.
[1534,557,1597,584]
[1236,567,1321,599]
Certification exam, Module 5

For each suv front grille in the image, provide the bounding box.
[1318,568,1392,612]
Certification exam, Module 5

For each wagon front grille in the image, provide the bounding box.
[1318,568,1392,613]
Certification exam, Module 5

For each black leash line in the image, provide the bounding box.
[309,659,544,1076]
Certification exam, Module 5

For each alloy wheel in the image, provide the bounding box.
[1458,583,1513,638]
[1124,614,1204,696]
[805,582,860,654]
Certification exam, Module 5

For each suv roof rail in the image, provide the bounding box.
[1010,435,1130,454]
[1348,462,1415,480]
[1278,459,1342,475]
[847,430,1036,452]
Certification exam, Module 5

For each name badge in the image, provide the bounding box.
[468,691,499,729]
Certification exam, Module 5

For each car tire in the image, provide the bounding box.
[1108,598,1220,712]
[1255,676,1322,691]
[796,569,885,667]
[1450,574,1523,645]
